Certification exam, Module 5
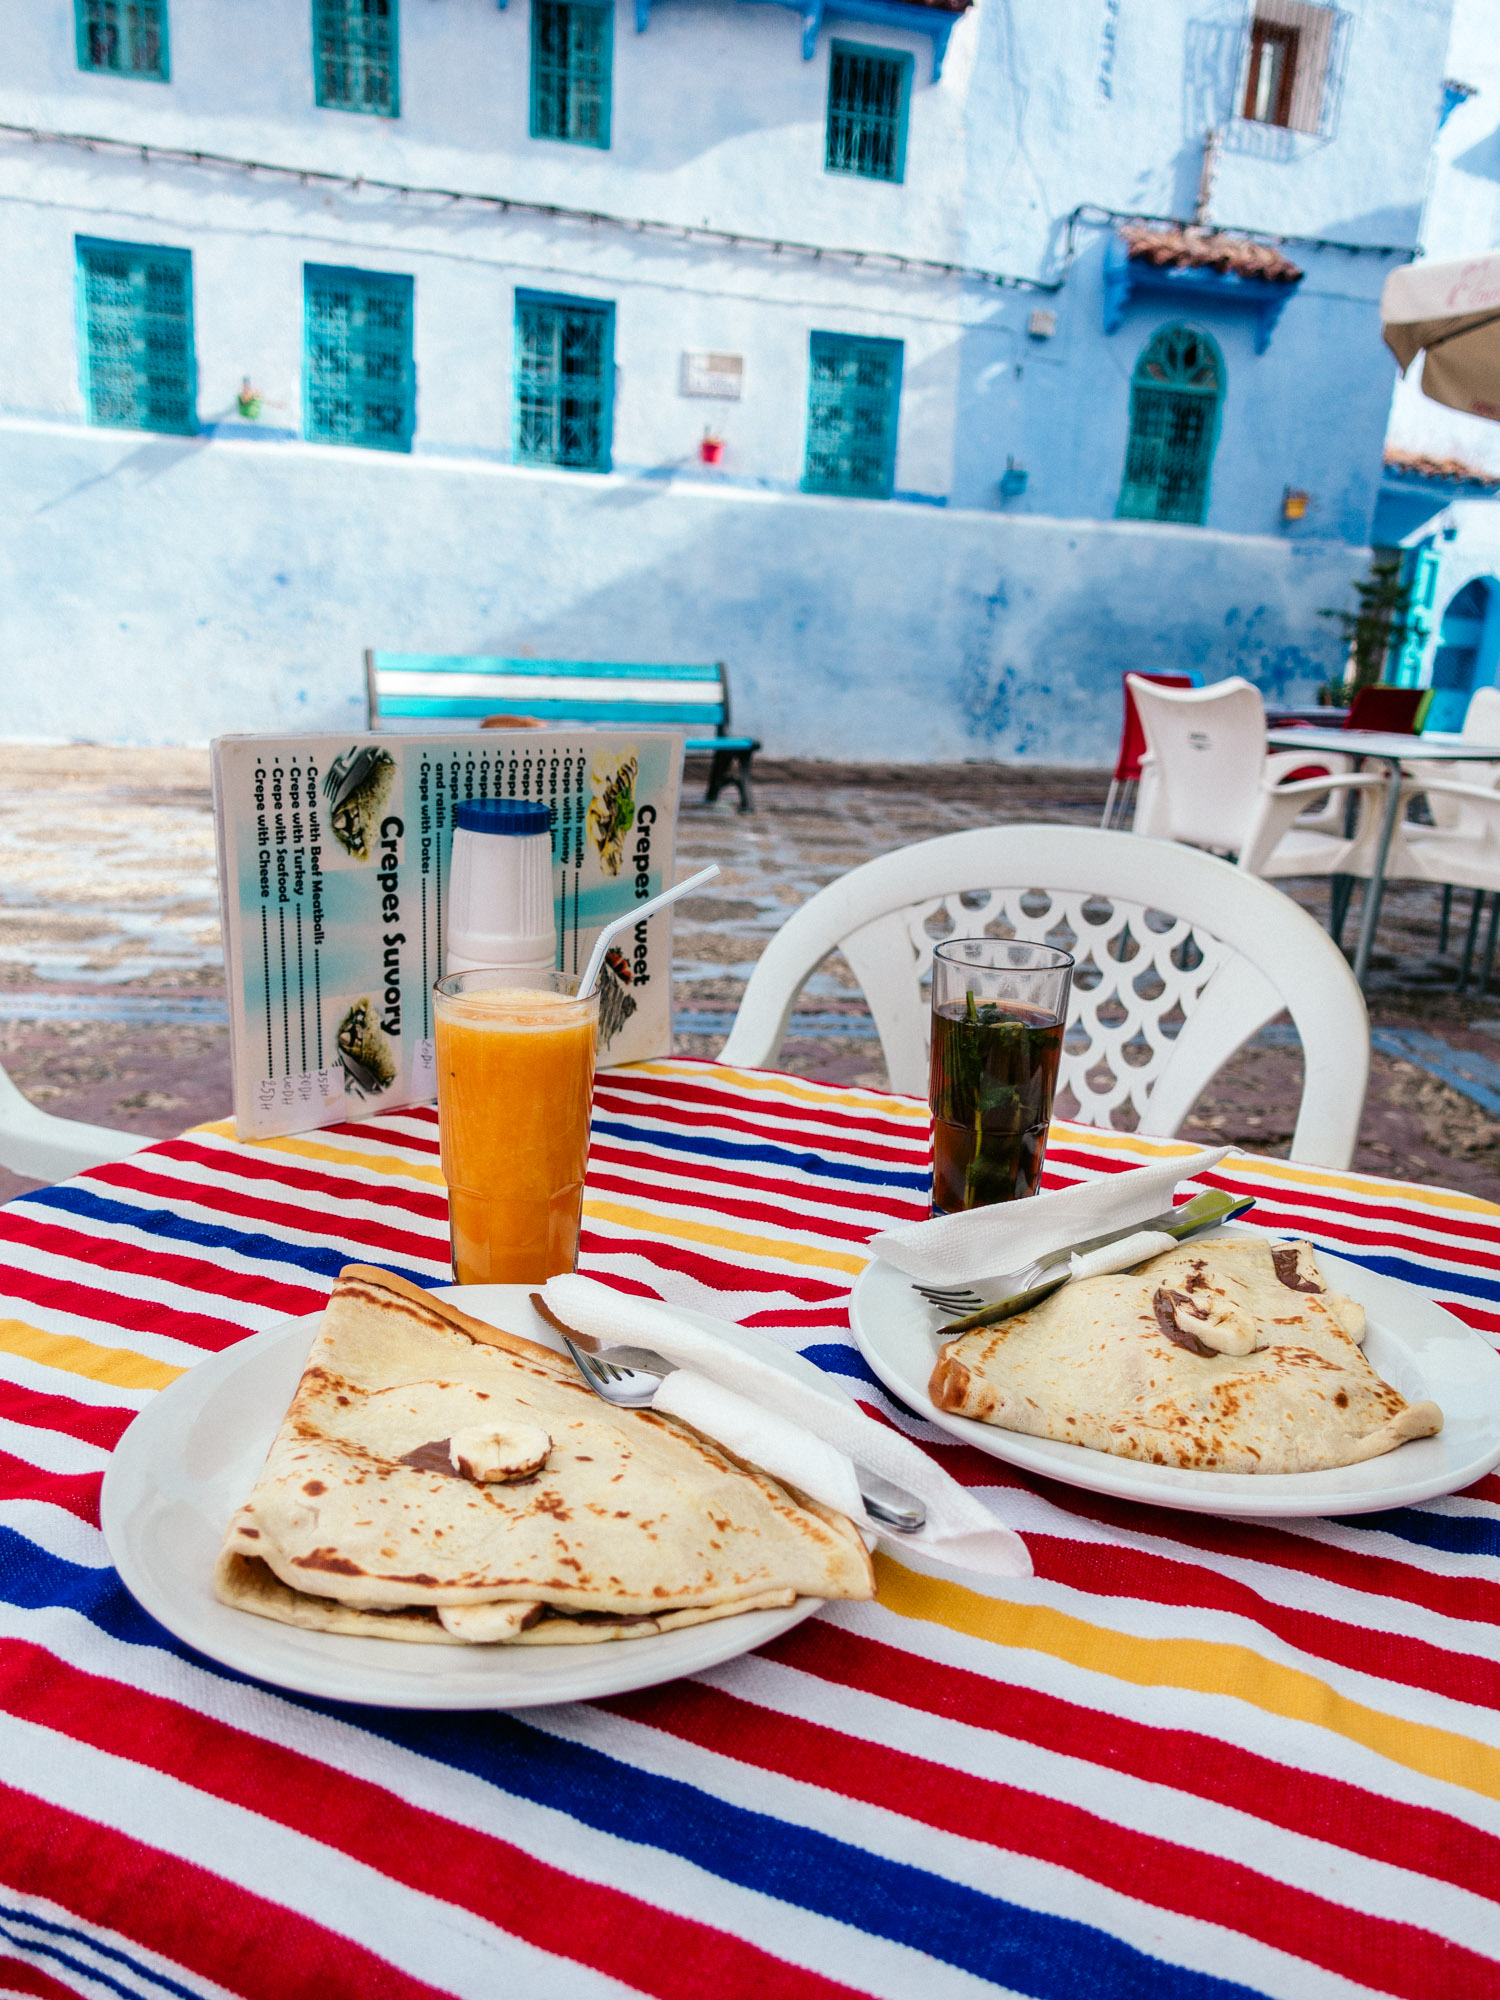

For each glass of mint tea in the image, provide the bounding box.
[928,938,1073,1213]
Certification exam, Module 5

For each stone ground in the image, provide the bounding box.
[1,744,1497,1205]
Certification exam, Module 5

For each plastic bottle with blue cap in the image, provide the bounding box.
[445,799,558,976]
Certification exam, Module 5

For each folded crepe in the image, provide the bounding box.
[217,1266,874,1645]
[930,1235,1443,1475]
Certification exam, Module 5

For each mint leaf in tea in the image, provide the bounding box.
[929,992,1064,1211]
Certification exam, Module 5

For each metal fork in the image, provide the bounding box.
[560,1335,927,1534]
[911,1190,1256,1317]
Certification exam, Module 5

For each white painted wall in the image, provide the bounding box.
[1386,0,1500,474]
[0,0,1455,754]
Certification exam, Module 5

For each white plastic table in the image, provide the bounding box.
[1267,725,1500,984]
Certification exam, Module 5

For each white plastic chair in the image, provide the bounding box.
[1128,676,1387,881]
[720,825,1369,1169]
[1399,778,1500,991]
[0,1060,151,1185]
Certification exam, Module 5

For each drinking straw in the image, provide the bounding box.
[578,863,721,999]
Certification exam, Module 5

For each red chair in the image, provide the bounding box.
[1102,672,1200,828]
[1343,686,1424,734]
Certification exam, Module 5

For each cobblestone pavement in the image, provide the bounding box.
[1,744,1496,1205]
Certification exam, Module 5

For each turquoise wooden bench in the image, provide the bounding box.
[365,653,760,811]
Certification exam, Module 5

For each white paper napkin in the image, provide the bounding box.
[543,1274,1032,1579]
[868,1145,1232,1286]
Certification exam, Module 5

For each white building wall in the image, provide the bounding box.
[0,0,1458,754]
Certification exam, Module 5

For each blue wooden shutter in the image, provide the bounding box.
[1117,324,1224,525]
[530,0,612,148]
[802,332,903,499]
[75,0,169,79]
[826,43,909,182]
[304,266,415,452]
[77,238,195,435]
[313,0,399,116]
[514,293,614,471]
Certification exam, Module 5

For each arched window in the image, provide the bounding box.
[1117,325,1224,526]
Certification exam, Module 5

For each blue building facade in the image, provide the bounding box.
[0,0,1456,759]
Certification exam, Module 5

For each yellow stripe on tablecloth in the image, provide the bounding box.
[0,1318,184,1392]
[622,1060,931,1123]
[874,1554,1500,1801]
[187,1122,446,1186]
[581,1197,868,1276]
[1047,1118,1500,1216]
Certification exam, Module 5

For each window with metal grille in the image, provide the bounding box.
[825,43,909,182]
[514,293,614,471]
[1116,324,1223,526]
[303,266,414,452]
[76,238,194,435]
[530,0,612,148]
[76,0,169,79]
[802,332,902,499]
[314,0,399,117]
[1240,2,1338,135]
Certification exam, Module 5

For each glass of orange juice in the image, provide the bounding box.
[432,968,599,1285]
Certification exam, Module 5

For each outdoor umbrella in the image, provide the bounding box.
[1382,251,1500,420]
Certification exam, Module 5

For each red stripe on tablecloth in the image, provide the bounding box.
[1465,1473,1500,1504]
[595,1070,929,1151]
[0,1261,247,1354]
[586,1142,921,1227]
[83,1161,446,1268]
[605,1679,1491,2000]
[0,1384,132,1455]
[578,1231,848,1302]
[1027,1534,1500,1710]
[584,1168,892,1247]
[767,1622,1500,1906]
[1431,1298,1500,1340]
[0,1214,324,1325]
[320,1120,441,1158]
[0,1956,91,2000]
[592,1089,925,1169]
[1020,1485,1500,1629]
[0,1648,868,2000]
[139,1136,450,1217]
[0,1782,450,2000]
[0,1456,99,1527]
[1194,1171,1500,1266]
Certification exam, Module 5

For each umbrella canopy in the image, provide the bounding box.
[1382,252,1500,421]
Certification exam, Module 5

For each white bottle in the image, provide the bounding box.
[444,799,557,975]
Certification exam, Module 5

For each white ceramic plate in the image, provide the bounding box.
[850,1225,1500,1517]
[100,1284,854,1709]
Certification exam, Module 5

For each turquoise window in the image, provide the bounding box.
[803,332,903,499]
[826,42,909,182]
[530,0,612,149]
[1117,324,1224,526]
[514,292,614,471]
[314,0,399,117]
[304,266,415,452]
[76,0,169,79]
[76,238,194,435]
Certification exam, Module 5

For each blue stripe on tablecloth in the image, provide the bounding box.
[13,1184,441,1292]
[591,1118,931,1194]
[0,1530,1266,2000]
[800,1342,884,1388]
[1332,1508,1500,1557]
[1310,1247,1500,1308]
[0,1900,203,2000]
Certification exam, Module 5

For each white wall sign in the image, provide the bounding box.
[681,351,744,399]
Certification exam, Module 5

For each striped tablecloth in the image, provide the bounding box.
[2,1056,1499,2000]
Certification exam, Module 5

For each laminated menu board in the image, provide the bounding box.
[212,729,683,1141]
